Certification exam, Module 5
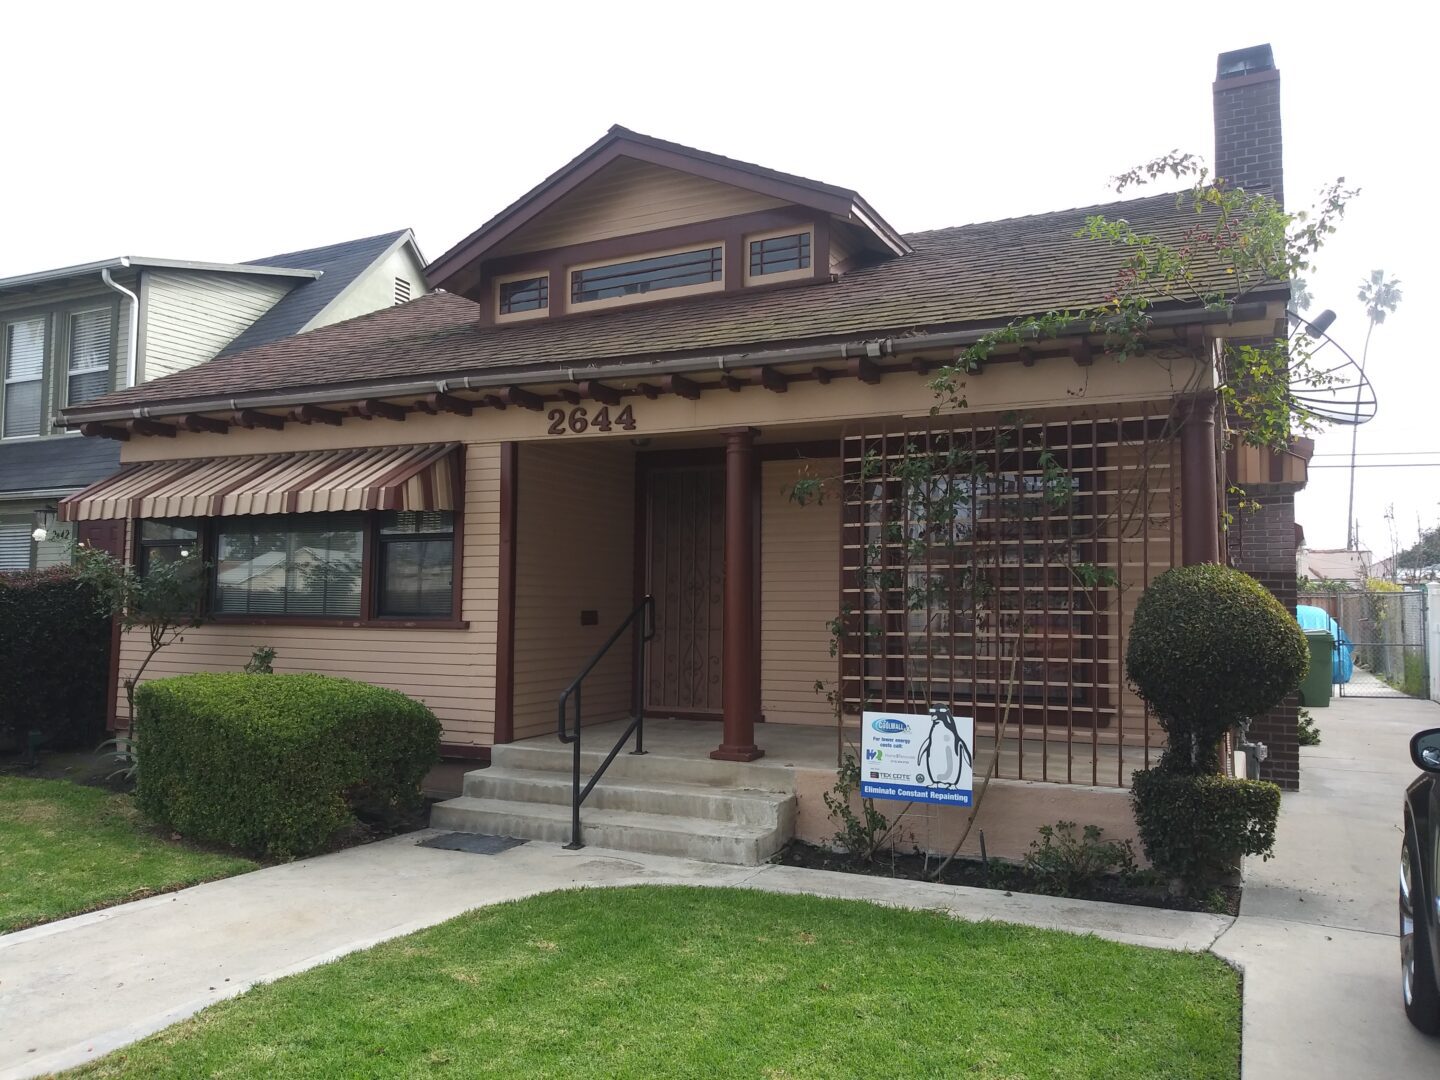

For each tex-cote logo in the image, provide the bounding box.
[871,717,909,734]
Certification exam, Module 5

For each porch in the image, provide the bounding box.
[498,403,1196,779]
[431,716,1151,865]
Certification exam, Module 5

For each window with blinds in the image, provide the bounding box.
[67,309,112,406]
[394,277,412,305]
[376,510,454,617]
[214,514,364,617]
[0,522,30,570]
[3,317,46,438]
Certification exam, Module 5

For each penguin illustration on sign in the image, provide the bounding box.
[918,704,972,787]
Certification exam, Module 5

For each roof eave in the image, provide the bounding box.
[60,300,1265,428]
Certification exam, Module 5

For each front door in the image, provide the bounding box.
[643,464,724,716]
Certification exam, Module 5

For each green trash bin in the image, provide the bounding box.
[1300,629,1334,708]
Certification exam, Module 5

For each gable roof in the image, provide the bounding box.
[219,229,419,355]
[0,257,317,296]
[69,189,1282,420]
[424,126,909,291]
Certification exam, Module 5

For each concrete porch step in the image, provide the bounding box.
[491,739,795,791]
[463,766,793,829]
[428,795,793,865]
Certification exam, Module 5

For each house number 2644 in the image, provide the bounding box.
[545,405,637,435]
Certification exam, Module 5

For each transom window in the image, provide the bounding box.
[67,309,113,406]
[571,247,722,304]
[749,232,811,277]
[3,317,46,438]
[499,275,548,315]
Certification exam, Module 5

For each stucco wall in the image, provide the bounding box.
[791,764,1144,863]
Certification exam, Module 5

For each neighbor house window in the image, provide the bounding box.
[376,510,454,617]
[0,520,30,570]
[3,317,46,438]
[394,277,412,305]
[214,514,364,617]
[571,247,722,304]
[67,309,113,406]
[749,232,811,277]
[499,275,548,315]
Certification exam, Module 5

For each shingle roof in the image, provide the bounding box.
[76,191,1266,413]
[219,230,413,355]
[0,437,121,494]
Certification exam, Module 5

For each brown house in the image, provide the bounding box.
[59,47,1305,862]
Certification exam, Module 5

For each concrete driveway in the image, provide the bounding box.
[1212,695,1440,1077]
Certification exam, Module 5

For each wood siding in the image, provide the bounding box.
[140,270,292,382]
[510,441,636,740]
[491,158,785,257]
[114,443,501,748]
[0,278,131,434]
[308,243,430,329]
[761,458,841,726]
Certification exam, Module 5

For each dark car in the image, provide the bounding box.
[1402,727,1440,1034]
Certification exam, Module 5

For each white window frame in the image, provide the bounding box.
[2,315,48,441]
[64,307,114,409]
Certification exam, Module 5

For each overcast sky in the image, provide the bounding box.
[3,1,1433,554]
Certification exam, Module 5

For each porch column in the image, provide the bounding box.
[712,427,763,762]
[1180,392,1221,564]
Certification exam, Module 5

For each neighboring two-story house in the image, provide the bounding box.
[0,230,428,568]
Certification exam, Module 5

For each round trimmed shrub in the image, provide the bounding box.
[1126,563,1307,771]
[136,673,441,858]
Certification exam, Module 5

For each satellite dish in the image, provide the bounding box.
[1287,309,1377,426]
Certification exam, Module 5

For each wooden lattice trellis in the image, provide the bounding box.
[838,407,1180,786]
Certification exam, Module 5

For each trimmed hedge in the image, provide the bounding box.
[1126,563,1307,771]
[1131,768,1281,892]
[0,566,110,752]
[136,673,441,858]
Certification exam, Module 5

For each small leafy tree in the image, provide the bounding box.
[1126,564,1305,892]
[72,542,207,776]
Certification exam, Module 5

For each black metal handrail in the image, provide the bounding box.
[556,594,655,849]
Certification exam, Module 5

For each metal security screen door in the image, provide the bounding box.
[1301,589,1430,699]
[644,465,725,715]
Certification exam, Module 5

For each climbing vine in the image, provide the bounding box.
[793,152,1358,873]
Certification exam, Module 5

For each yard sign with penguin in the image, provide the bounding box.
[860,706,975,806]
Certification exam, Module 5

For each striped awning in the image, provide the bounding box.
[59,443,459,521]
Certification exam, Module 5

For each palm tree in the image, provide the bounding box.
[1346,270,1403,549]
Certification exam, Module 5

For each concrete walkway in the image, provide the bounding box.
[1212,695,1440,1078]
[5,697,1439,1078]
[1,833,1227,1079]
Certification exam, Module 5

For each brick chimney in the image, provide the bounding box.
[1213,44,1283,207]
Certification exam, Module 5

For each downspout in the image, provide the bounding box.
[100,261,140,388]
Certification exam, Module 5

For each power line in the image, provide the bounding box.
[1308,463,1440,469]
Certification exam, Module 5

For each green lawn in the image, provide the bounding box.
[0,775,255,933]
[70,886,1239,1079]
